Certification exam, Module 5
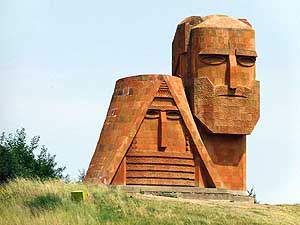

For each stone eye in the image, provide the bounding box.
[166,110,181,120]
[237,56,256,67]
[145,109,160,119]
[200,54,226,65]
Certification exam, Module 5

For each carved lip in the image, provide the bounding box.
[214,85,250,98]
[218,94,247,98]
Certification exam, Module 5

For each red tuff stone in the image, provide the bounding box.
[85,14,260,192]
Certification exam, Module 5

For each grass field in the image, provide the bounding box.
[0,179,299,225]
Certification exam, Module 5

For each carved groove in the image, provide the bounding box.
[127,151,194,159]
[127,171,195,179]
[126,157,195,166]
[127,164,195,173]
[126,178,195,186]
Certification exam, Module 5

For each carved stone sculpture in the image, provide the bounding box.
[85,15,260,191]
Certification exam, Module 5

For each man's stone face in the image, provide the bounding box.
[190,26,260,134]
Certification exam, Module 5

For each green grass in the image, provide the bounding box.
[0,179,299,225]
[25,192,62,213]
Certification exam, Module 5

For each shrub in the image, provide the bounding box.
[0,128,66,183]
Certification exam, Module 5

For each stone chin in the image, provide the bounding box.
[192,77,260,135]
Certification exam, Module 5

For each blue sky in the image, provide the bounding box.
[1,0,299,204]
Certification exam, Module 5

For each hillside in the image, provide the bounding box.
[0,179,299,225]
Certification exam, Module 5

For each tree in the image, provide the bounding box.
[77,168,86,183]
[0,128,66,183]
[247,187,259,204]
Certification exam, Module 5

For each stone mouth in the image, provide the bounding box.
[214,85,251,98]
[218,94,247,98]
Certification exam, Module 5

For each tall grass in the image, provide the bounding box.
[0,179,299,225]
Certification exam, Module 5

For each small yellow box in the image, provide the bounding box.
[71,191,87,202]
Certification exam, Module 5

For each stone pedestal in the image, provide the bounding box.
[120,185,253,203]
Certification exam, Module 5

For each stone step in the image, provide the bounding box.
[127,171,195,179]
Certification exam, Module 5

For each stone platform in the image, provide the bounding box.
[119,185,253,203]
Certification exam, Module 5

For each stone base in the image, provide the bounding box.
[119,185,253,203]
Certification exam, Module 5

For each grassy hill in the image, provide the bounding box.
[0,179,299,225]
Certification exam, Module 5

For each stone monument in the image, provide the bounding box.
[85,15,259,196]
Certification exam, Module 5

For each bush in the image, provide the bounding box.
[0,128,66,183]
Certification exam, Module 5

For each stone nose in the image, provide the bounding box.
[228,54,238,89]
[158,111,167,150]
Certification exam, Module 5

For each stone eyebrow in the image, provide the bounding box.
[236,49,257,57]
[198,48,229,55]
[198,49,257,57]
